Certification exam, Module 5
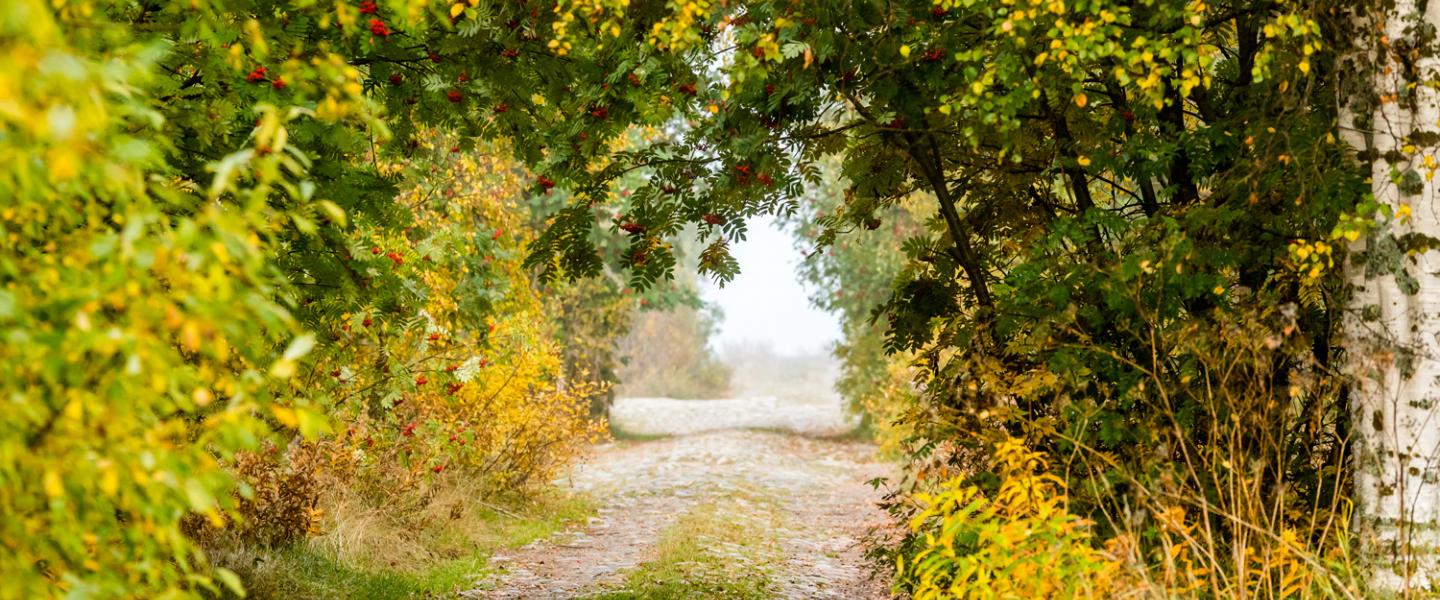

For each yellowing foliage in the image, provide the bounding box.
[901,438,1128,599]
[311,144,605,497]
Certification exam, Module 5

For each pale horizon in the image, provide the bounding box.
[700,215,841,357]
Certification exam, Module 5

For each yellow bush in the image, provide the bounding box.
[307,143,604,498]
[900,438,1127,599]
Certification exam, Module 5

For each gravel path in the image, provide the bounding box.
[464,397,892,599]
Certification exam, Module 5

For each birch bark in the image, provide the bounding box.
[1340,1,1440,592]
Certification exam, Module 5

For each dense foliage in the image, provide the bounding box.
[1,0,1399,596]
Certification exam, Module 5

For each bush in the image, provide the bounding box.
[900,438,1126,599]
[185,443,324,549]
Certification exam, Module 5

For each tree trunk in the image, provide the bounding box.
[1340,1,1440,592]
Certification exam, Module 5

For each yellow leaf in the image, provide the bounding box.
[1074,93,1087,107]
[43,470,63,498]
[1077,155,1092,166]
[450,3,464,18]
[900,45,911,58]
[100,467,119,497]
[272,406,298,427]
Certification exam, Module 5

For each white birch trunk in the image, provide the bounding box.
[1341,1,1440,592]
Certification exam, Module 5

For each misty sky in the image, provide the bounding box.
[700,216,842,356]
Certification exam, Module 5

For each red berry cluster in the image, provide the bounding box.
[369,18,391,37]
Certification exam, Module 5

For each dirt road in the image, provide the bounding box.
[465,397,893,599]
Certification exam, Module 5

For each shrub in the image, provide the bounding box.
[185,443,324,549]
[900,438,1126,599]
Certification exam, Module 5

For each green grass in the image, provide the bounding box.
[606,420,671,441]
[210,490,595,599]
[585,493,780,600]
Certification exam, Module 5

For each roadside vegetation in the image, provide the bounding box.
[9,0,1440,598]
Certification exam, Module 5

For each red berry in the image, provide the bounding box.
[702,213,724,225]
[429,52,441,63]
[330,369,341,378]
[402,422,417,436]
[445,364,458,372]
[246,66,267,83]
[362,317,373,327]
[447,90,463,103]
[371,246,382,255]
[494,103,509,114]
[501,48,519,59]
[627,72,641,86]
[432,464,445,473]
[458,71,470,83]
[492,228,503,240]
[678,82,697,96]
[620,222,646,234]
[369,18,391,37]
[757,173,774,186]
[359,0,377,14]
[428,333,441,341]
[446,382,463,395]
[590,106,609,119]
[271,77,286,90]
[415,375,428,386]
[389,73,404,85]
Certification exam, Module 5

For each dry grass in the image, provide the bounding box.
[205,473,594,599]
